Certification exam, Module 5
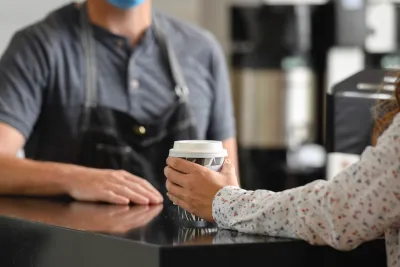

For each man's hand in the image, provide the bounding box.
[164,158,239,222]
[0,197,163,234]
[64,168,163,205]
[66,203,163,233]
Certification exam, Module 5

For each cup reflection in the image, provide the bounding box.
[175,228,218,245]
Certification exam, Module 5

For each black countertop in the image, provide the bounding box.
[0,197,387,267]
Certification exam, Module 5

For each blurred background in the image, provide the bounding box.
[1,0,398,191]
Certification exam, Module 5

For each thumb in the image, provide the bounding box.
[221,159,236,175]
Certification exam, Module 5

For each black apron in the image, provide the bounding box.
[75,6,198,197]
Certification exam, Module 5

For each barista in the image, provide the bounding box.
[0,0,237,204]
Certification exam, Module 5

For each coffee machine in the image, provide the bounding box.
[326,0,400,151]
[327,0,400,95]
[231,0,330,191]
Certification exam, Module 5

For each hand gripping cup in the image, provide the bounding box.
[169,140,228,227]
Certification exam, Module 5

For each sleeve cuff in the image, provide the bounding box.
[207,125,236,142]
[212,186,246,228]
[0,110,31,138]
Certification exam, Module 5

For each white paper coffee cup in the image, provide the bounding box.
[169,140,228,226]
[169,140,228,172]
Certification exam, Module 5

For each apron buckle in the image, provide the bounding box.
[175,85,189,99]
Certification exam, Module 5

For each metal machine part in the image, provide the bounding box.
[326,69,396,154]
[236,64,316,149]
[237,69,286,149]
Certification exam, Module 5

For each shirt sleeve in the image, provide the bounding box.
[0,29,50,138]
[213,113,400,251]
[205,34,236,141]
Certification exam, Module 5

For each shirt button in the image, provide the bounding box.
[130,79,140,92]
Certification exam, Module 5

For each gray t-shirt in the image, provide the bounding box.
[0,4,236,162]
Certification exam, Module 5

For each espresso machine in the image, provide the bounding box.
[231,0,330,191]
[322,0,400,182]
[327,0,400,94]
[326,0,400,152]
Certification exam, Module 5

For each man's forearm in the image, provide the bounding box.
[0,155,81,196]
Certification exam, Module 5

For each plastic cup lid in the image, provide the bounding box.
[169,140,228,158]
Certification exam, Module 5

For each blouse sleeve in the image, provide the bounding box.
[213,114,400,251]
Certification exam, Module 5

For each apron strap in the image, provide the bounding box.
[80,4,98,108]
[153,16,189,100]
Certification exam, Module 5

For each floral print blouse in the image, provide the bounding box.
[213,114,400,267]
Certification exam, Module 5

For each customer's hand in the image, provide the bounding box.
[64,168,163,205]
[164,158,239,222]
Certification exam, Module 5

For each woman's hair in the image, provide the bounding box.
[372,76,400,145]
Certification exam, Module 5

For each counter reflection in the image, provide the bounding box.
[0,197,294,246]
[0,197,162,234]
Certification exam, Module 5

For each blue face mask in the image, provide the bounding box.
[106,0,145,9]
